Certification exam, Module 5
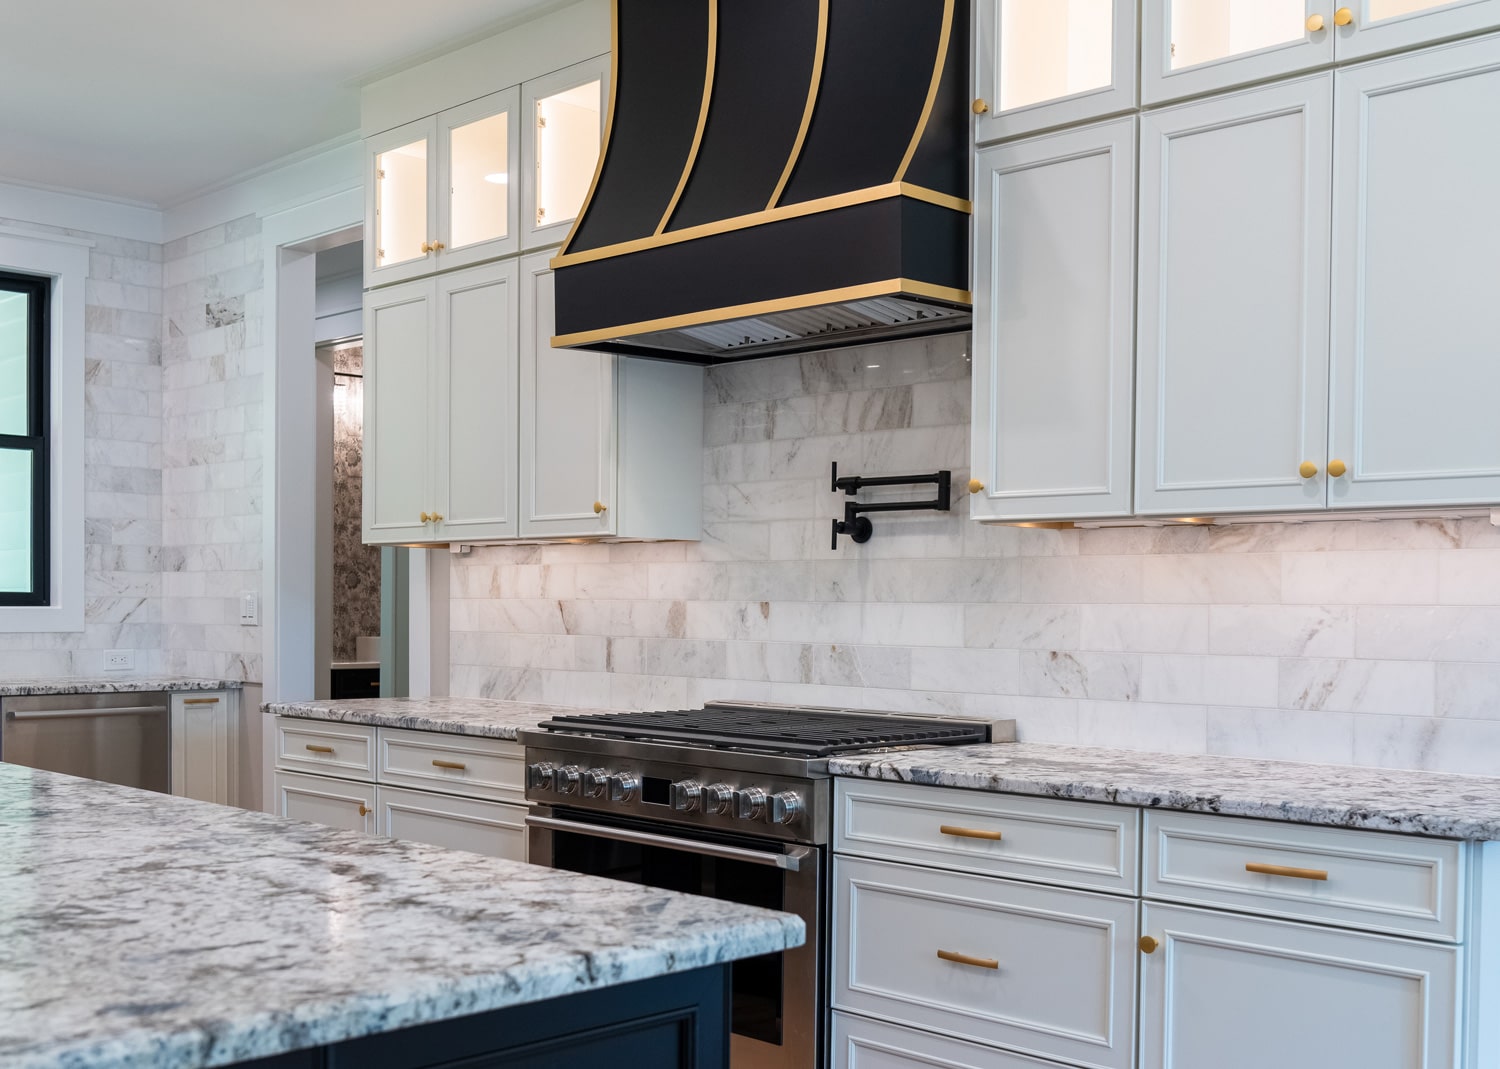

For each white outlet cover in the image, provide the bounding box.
[105,650,135,672]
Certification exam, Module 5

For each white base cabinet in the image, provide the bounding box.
[170,690,237,806]
[273,717,527,862]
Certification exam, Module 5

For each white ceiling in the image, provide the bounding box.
[0,0,555,207]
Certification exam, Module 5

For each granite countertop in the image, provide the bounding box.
[263,697,611,741]
[0,677,241,697]
[0,764,804,1069]
[830,742,1500,841]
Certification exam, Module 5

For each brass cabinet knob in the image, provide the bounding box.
[1298,461,1318,479]
[431,512,443,523]
[593,501,608,514]
[1334,6,1354,24]
[432,241,445,251]
[420,511,432,523]
[1327,459,1348,478]
[972,98,990,115]
[420,241,433,254]
[1139,935,1160,954]
[358,804,370,817]
[967,478,985,494]
[1306,13,1325,31]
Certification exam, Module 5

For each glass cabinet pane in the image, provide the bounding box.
[450,111,509,249]
[0,448,32,594]
[375,139,429,268]
[0,289,29,436]
[1000,0,1114,111]
[1367,0,1461,19]
[534,80,602,230]
[1170,0,1306,69]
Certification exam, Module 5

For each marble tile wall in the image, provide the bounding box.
[449,332,1500,776]
[0,217,165,677]
[160,216,264,681]
[331,344,379,663]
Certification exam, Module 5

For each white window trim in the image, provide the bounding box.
[0,225,89,632]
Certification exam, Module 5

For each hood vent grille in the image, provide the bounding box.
[551,0,971,363]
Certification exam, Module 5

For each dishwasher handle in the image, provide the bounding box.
[7,705,169,721]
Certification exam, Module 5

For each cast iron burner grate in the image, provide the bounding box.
[535,706,988,758]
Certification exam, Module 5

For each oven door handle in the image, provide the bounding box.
[525,814,808,872]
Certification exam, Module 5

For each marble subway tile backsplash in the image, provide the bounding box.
[450,332,1500,776]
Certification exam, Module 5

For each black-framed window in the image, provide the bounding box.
[0,270,49,606]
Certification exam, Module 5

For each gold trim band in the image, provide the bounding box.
[551,277,971,349]
[557,2,620,256]
[895,0,956,183]
[768,0,829,210]
[657,0,718,234]
[550,182,970,269]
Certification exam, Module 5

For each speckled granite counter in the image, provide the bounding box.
[830,742,1500,841]
[264,696,607,740]
[0,677,240,696]
[0,763,804,1069]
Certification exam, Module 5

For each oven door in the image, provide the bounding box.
[528,806,824,1069]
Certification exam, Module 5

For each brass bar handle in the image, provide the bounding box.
[431,759,467,771]
[1246,862,1329,882]
[937,949,999,970]
[941,824,1003,841]
[305,744,335,754]
[182,697,220,705]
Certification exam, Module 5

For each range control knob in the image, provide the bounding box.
[581,767,609,798]
[671,780,703,812]
[554,765,581,795]
[770,791,804,826]
[735,787,768,821]
[704,783,735,816]
[526,762,555,791]
[608,773,640,803]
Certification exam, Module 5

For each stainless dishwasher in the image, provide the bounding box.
[1,692,170,793]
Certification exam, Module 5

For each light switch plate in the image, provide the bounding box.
[105,650,134,672]
[239,592,259,626]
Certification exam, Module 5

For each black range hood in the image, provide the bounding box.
[550,0,971,363]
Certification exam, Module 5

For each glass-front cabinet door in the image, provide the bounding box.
[523,55,609,248]
[1143,0,1333,104]
[366,117,440,285]
[439,88,521,269]
[1332,0,1500,59]
[975,0,1138,142]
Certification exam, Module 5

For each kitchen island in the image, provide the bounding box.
[0,763,804,1069]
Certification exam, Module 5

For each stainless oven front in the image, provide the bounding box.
[528,806,825,1069]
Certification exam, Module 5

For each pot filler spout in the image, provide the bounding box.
[550,0,972,363]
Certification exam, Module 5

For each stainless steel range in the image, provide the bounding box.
[520,701,1009,1069]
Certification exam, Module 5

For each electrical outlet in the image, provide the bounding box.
[105,650,134,672]
[239,592,259,626]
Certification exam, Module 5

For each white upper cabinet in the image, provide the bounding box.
[367,117,440,286]
[1327,34,1500,507]
[974,0,1138,142]
[1143,0,1332,104]
[523,56,609,249]
[363,279,436,544]
[971,116,1136,521]
[1135,75,1334,516]
[1331,0,1500,60]
[518,250,704,541]
[437,89,521,271]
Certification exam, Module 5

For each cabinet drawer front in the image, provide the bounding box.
[833,1012,1070,1069]
[835,780,1139,893]
[377,727,524,803]
[275,772,377,835]
[275,718,376,781]
[834,858,1137,1069]
[1140,903,1461,1069]
[376,786,526,862]
[1144,811,1465,941]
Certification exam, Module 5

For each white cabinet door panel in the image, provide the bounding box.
[437,87,521,271]
[1143,0,1332,104]
[1140,902,1461,1069]
[376,785,526,861]
[363,280,435,544]
[275,771,376,835]
[1136,75,1334,515]
[170,693,231,805]
[365,117,440,286]
[971,117,1136,521]
[1336,0,1500,61]
[435,260,519,541]
[1328,35,1500,507]
[832,1012,1071,1069]
[519,250,616,539]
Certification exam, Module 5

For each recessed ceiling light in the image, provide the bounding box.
[484,172,509,184]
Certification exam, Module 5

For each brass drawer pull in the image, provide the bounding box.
[182,697,220,705]
[937,949,999,970]
[1246,862,1328,882]
[941,824,1003,841]
[305,744,335,754]
[431,759,467,771]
